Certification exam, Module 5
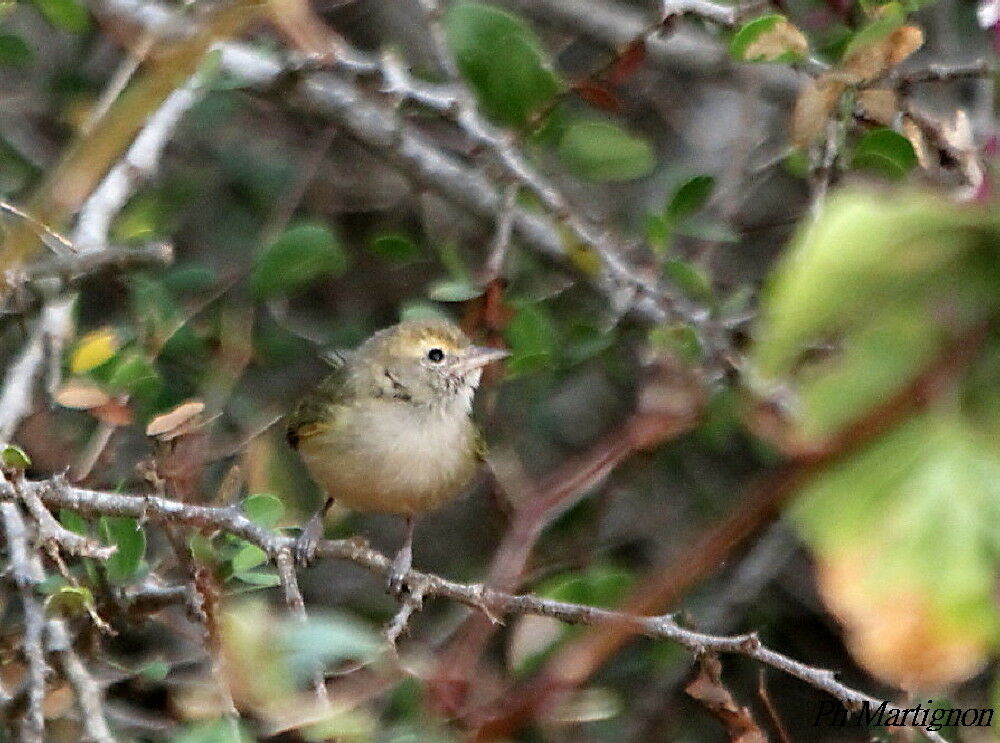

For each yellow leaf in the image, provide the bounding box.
[743,19,808,62]
[790,76,845,147]
[70,328,119,374]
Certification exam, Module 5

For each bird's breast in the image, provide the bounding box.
[297,399,478,515]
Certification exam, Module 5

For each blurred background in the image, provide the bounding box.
[1,0,1000,740]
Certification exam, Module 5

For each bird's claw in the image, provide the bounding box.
[293,515,323,567]
[386,569,409,599]
[386,546,414,601]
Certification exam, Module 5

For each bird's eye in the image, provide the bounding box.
[427,348,445,363]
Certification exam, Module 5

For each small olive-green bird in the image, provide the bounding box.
[287,319,507,592]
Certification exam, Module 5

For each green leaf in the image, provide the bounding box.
[783,147,809,179]
[504,303,558,374]
[510,566,634,674]
[171,719,254,743]
[106,353,160,409]
[445,2,561,127]
[558,122,654,182]
[851,128,917,179]
[233,571,280,587]
[751,188,992,384]
[189,533,217,565]
[427,279,483,303]
[666,175,715,221]
[242,494,283,528]
[44,585,94,618]
[59,509,88,536]
[643,213,669,253]
[369,233,420,262]
[790,414,1000,686]
[663,258,712,302]
[399,300,450,323]
[99,517,146,584]
[251,222,347,299]
[673,219,740,243]
[796,302,941,437]
[281,613,381,683]
[0,34,32,66]
[729,14,808,63]
[1,445,30,469]
[230,543,268,574]
[162,264,218,293]
[137,660,170,682]
[37,575,68,594]
[648,323,701,363]
[538,566,633,607]
[31,0,89,32]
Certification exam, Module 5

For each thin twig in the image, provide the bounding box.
[47,620,115,743]
[481,182,518,285]
[0,199,77,257]
[275,549,329,703]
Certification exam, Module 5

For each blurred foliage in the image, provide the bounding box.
[751,187,1000,688]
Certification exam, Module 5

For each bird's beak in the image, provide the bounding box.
[452,346,510,374]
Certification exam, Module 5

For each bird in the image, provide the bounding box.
[286,319,508,594]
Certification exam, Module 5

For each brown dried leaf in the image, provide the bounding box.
[609,39,647,85]
[686,655,768,743]
[856,88,897,126]
[818,553,988,690]
[842,25,923,82]
[146,400,205,438]
[790,76,845,147]
[743,19,808,62]
[901,115,931,170]
[54,379,111,410]
[572,81,621,112]
[887,26,923,67]
[91,398,133,426]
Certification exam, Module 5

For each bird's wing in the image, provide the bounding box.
[473,424,487,462]
[286,364,350,449]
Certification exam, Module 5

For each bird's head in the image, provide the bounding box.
[357,320,508,409]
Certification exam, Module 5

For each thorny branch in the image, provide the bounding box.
[1,503,114,743]
[93,0,724,353]
[0,475,948,741]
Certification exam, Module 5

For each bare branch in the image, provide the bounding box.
[47,620,115,743]
[888,60,996,85]
[22,241,173,283]
[73,67,213,252]
[494,0,802,100]
[0,475,947,740]
[1,503,49,743]
[93,0,720,342]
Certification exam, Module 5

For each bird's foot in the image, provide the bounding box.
[386,548,414,601]
[293,513,324,567]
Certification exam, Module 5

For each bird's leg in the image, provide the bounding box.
[294,496,334,567]
[387,515,415,598]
